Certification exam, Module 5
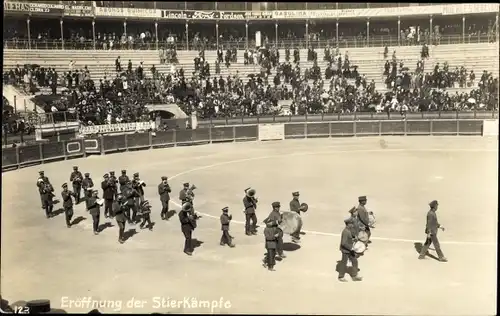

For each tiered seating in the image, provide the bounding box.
[3,43,498,92]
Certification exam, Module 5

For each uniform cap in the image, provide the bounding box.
[183,183,190,187]
[222,207,229,212]
[62,183,68,188]
[103,174,109,178]
[344,217,354,225]
[133,172,139,177]
[161,176,168,180]
[73,166,78,170]
[110,171,115,174]
[358,196,367,202]
[39,171,44,175]
[292,191,300,196]
[121,170,126,173]
[84,173,90,176]
[272,201,281,208]
[348,206,357,214]
[429,200,439,208]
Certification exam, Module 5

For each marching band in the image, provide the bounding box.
[35,166,445,280]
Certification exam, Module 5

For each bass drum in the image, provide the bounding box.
[357,230,369,243]
[278,211,303,235]
[353,241,366,254]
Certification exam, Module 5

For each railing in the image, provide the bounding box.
[1,118,487,171]
[4,33,496,51]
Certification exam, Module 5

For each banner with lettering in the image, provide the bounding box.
[95,7,161,18]
[4,1,64,15]
[441,3,499,15]
[161,10,273,20]
[63,5,94,17]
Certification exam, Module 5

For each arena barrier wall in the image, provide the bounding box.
[1,119,487,171]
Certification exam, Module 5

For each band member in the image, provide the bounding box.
[263,221,280,271]
[338,218,362,282]
[69,166,83,204]
[118,170,129,193]
[263,201,286,259]
[418,200,447,262]
[82,172,94,192]
[101,174,115,218]
[37,171,51,208]
[158,176,172,220]
[124,180,140,223]
[61,183,75,228]
[243,188,258,235]
[220,207,235,247]
[87,190,102,235]
[179,183,191,205]
[356,196,372,244]
[348,206,361,237]
[139,200,154,230]
[109,171,118,199]
[113,194,128,244]
[39,179,54,218]
[132,172,146,207]
[178,202,200,256]
[289,191,302,243]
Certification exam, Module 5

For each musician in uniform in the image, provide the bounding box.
[263,221,280,271]
[338,218,362,282]
[418,200,447,262]
[263,202,286,259]
[113,194,129,244]
[132,172,146,207]
[101,174,115,218]
[139,200,154,230]
[179,183,191,205]
[87,190,102,235]
[289,191,302,243]
[109,171,118,199]
[220,207,235,247]
[118,170,129,193]
[82,172,94,192]
[69,166,83,204]
[158,176,172,220]
[61,183,75,228]
[348,207,361,238]
[37,171,51,208]
[178,202,199,256]
[243,188,258,235]
[124,180,140,223]
[39,179,54,218]
[356,196,372,244]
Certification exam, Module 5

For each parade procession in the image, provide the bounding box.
[35,165,446,281]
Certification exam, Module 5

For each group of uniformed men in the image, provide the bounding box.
[36,169,447,277]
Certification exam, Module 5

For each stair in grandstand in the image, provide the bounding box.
[1,84,41,113]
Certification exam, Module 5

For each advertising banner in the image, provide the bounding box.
[161,10,273,20]
[63,4,94,17]
[95,6,161,18]
[4,1,64,15]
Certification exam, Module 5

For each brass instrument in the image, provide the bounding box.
[162,179,168,185]
[187,184,196,199]
[245,187,258,205]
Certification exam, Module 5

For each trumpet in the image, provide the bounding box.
[187,184,196,197]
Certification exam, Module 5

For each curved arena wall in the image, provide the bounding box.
[2,118,491,172]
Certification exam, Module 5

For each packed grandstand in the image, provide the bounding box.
[2,1,499,145]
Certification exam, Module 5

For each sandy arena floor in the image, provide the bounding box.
[1,136,498,315]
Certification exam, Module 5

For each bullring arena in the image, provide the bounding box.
[1,136,498,314]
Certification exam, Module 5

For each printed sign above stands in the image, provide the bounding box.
[94,6,161,18]
[161,10,273,20]
[4,1,93,17]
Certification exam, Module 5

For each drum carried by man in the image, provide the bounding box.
[289,191,308,243]
[355,196,376,246]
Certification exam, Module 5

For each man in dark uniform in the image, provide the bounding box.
[179,183,191,205]
[356,196,372,244]
[69,166,83,204]
[132,172,146,208]
[113,194,128,244]
[39,179,54,218]
[243,188,258,235]
[289,191,303,243]
[348,206,361,238]
[220,207,235,247]
[118,170,129,193]
[263,202,286,259]
[158,176,172,220]
[82,172,94,192]
[87,190,102,235]
[263,220,280,271]
[178,202,199,256]
[338,218,362,282]
[139,200,153,230]
[101,174,115,218]
[109,171,118,199]
[61,183,75,228]
[124,180,140,223]
[418,200,447,262]
[37,171,51,208]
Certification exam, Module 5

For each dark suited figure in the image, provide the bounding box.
[220,207,235,247]
[118,169,129,194]
[419,200,447,262]
[101,174,115,218]
[356,195,372,244]
[158,176,172,220]
[338,218,362,282]
[263,221,280,271]
[114,194,128,244]
[178,202,199,256]
[61,183,75,228]
[263,201,286,259]
[109,171,118,199]
[179,182,191,205]
[289,191,303,242]
[243,188,258,235]
[139,200,154,230]
[82,173,94,192]
[87,190,102,235]
[39,180,54,218]
[36,171,51,208]
[123,180,140,223]
[69,166,83,204]
[132,172,146,209]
